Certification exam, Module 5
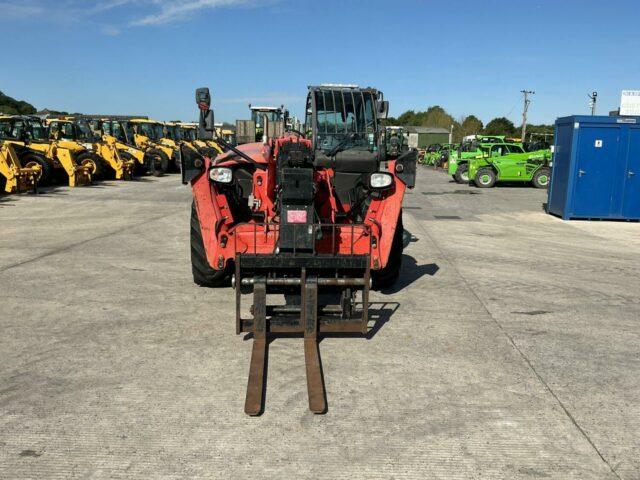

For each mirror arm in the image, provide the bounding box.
[215,136,266,170]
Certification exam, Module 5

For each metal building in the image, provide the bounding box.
[404,126,450,149]
[547,115,640,220]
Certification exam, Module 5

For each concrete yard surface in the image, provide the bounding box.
[0,168,638,479]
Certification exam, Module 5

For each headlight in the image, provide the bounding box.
[209,167,233,183]
[369,172,393,189]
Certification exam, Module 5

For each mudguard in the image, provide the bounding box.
[180,144,205,184]
[395,148,417,189]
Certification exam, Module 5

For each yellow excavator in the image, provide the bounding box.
[0,115,92,187]
[0,142,39,193]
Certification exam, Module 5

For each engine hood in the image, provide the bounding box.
[214,141,271,166]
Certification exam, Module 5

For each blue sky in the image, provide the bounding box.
[1,0,638,125]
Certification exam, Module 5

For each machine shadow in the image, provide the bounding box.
[241,301,400,343]
[0,193,16,204]
[380,255,439,295]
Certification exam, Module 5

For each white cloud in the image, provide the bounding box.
[130,0,251,26]
[101,24,121,36]
[0,2,44,19]
[0,0,266,28]
[90,0,138,13]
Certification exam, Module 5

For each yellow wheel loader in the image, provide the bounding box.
[0,142,39,193]
[74,118,134,180]
[0,116,92,187]
[178,122,223,157]
[179,123,209,153]
[98,119,165,177]
[46,119,112,181]
[127,119,175,175]
[166,121,222,169]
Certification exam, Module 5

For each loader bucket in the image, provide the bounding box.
[96,143,134,180]
[0,143,38,193]
[56,148,92,187]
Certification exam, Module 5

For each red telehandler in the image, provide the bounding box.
[182,85,417,415]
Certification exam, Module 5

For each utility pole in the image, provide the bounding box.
[449,124,453,144]
[588,91,598,115]
[521,90,535,143]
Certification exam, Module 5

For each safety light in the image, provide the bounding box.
[369,172,393,189]
[209,167,233,183]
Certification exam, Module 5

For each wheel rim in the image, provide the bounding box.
[538,174,549,185]
[480,174,491,184]
[24,161,43,181]
[81,159,97,174]
[461,171,469,181]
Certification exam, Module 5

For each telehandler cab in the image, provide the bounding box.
[236,105,286,144]
[385,126,408,157]
[0,115,92,187]
[182,85,417,415]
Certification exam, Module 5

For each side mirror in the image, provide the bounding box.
[195,87,215,140]
[378,100,389,119]
[195,87,211,109]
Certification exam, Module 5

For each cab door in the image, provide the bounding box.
[493,145,523,180]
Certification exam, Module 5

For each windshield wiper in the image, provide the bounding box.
[327,133,358,157]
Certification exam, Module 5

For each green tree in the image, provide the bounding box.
[484,117,516,136]
[396,110,417,126]
[422,105,455,130]
[455,115,483,140]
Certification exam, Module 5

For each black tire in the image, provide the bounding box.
[145,148,169,177]
[532,167,551,189]
[372,211,403,289]
[474,167,497,188]
[19,151,53,186]
[191,202,228,287]
[454,163,469,184]
[76,151,108,181]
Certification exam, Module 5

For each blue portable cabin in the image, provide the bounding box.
[547,115,640,220]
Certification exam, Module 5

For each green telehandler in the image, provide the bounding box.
[448,135,516,183]
[468,143,551,188]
